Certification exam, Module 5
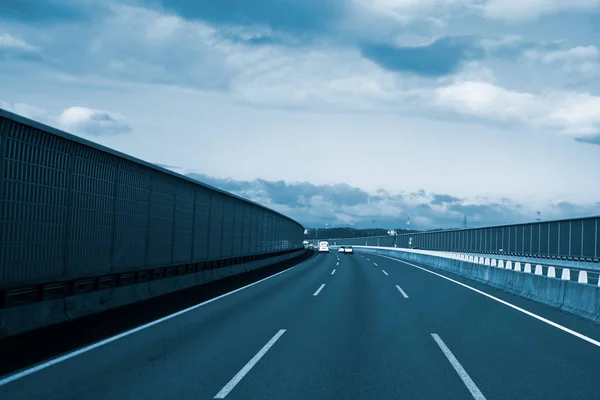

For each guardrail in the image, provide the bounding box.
[389,248,600,286]
[0,108,305,299]
[327,216,600,263]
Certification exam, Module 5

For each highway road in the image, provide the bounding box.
[2,251,600,399]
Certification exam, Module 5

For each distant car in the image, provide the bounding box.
[344,246,354,254]
[318,241,330,253]
[338,246,345,253]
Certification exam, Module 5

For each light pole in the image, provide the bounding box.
[387,229,398,247]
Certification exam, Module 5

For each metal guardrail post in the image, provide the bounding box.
[594,218,600,260]
[231,202,237,256]
[144,175,154,266]
[110,165,120,271]
[547,223,551,256]
[63,147,74,278]
[170,182,178,264]
[191,188,197,260]
[568,220,572,257]
[206,192,213,259]
[581,219,584,257]
[0,119,6,255]
[557,222,561,256]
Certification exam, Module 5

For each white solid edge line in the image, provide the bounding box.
[313,284,326,296]
[395,285,409,298]
[431,333,486,400]
[214,329,286,399]
[0,257,309,387]
[376,254,600,348]
[382,270,389,276]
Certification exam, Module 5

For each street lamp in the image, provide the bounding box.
[387,229,398,247]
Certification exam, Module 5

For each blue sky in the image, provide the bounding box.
[1,0,600,229]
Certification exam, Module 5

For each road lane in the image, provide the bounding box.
[2,249,599,400]
[227,253,478,400]
[0,252,337,400]
[367,252,600,400]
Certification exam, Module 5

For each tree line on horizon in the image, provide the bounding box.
[305,227,416,239]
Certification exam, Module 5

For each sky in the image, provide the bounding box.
[1,0,600,230]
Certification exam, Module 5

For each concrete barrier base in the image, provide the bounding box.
[0,250,306,339]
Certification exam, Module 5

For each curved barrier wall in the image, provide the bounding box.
[326,216,600,263]
[0,108,305,305]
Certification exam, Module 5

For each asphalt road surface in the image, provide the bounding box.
[2,250,600,399]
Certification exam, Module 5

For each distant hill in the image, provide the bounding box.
[305,227,420,240]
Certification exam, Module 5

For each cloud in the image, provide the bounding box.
[188,173,370,208]
[0,101,49,121]
[0,33,42,62]
[478,0,600,21]
[0,32,35,50]
[58,106,131,136]
[0,0,95,24]
[523,45,600,78]
[431,194,462,205]
[3,1,600,148]
[575,135,600,145]
[7,4,235,90]
[353,0,600,23]
[436,81,536,119]
[185,173,600,229]
[149,0,345,37]
[1,102,132,138]
[551,201,600,216]
[351,0,475,25]
[435,81,600,142]
[359,36,483,77]
[360,0,600,22]
[525,45,598,63]
[153,163,182,170]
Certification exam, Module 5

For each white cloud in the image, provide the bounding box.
[351,0,476,25]
[525,45,599,63]
[435,81,600,138]
[479,0,600,20]
[353,0,600,21]
[187,173,599,230]
[0,101,49,121]
[2,2,598,144]
[228,46,423,111]
[436,81,536,119]
[0,33,35,51]
[58,4,231,89]
[58,106,131,136]
[523,45,600,77]
[100,5,426,111]
[549,94,600,136]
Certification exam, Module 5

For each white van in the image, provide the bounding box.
[318,241,330,253]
